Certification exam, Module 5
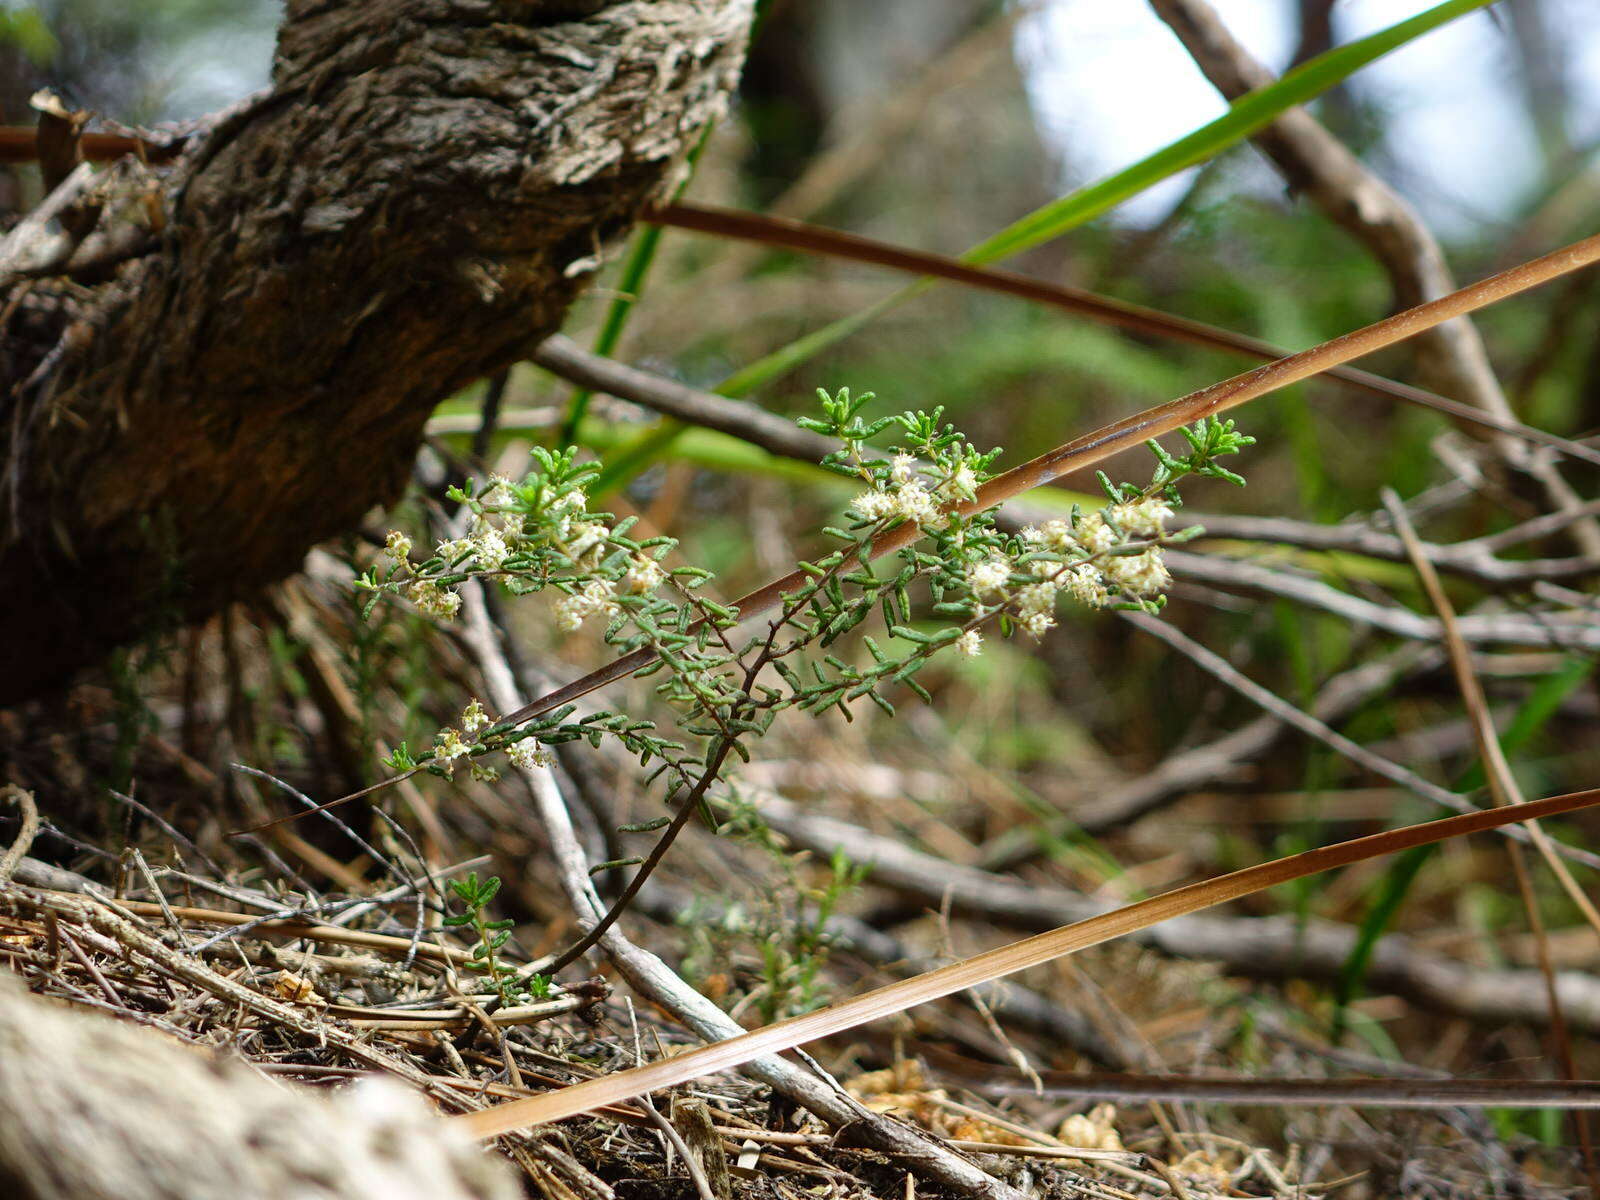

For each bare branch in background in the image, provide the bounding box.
[1149,0,1600,555]
[976,645,1442,870]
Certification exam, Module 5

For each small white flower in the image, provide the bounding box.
[581,578,619,614]
[506,740,554,771]
[433,727,471,776]
[939,462,979,503]
[435,537,472,563]
[890,453,917,485]
[479,476,516,510]
[1017,609,1056,638]
[564,521,607,561]
[471,526,510,571]
[553,594,587,632]
[1105,547,1170,596]
[623,555,666,595]
[406,579,462,620]
[966,556,1011,599]
[853,489,897,521]
[461,700,487,735]
[1112,496,1174,539]
[1017,581,1059,618]
[551,578,620,633]
[383,530,412,567]
[955,629,983,657]
[1075,513,1117,555]
[1035,520,1078,554]
[893,482,944,528]
[1063,564,1110,608]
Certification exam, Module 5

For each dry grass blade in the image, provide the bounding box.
[1383,488,1600,1189]
[649,201,1600,469]
[107,900,484,966]
[954,1071,1600,1110]
[1381,490,1600,938]
[458,783,1600,1139]
[0,126,181,163]
[494,227,1600,732]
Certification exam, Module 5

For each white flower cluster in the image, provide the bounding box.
[382,472,670,631]
[424,700,554,779]
[506,740,554,771]
[553,579,621,632]
[965,556,1011,599]
[434,475,566,575]
[950,494,1178,645]
[427,700,495,778]
[622,555,666,595]
[405,578,462,620]
[431,725,472,779]
[852,449,981,530]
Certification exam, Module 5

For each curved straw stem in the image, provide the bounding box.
[460,783,1600,1138]
[495,229,1600,731]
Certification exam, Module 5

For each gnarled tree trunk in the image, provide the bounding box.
[0,0,753,704]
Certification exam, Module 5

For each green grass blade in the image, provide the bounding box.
[962,0,1494,266]
[702,0,1493,404]
[562,129,712,446]
[716,289,914,400]
[1331,842,1434,1043]
[561,223,669,446]
[1453,654,1595,794]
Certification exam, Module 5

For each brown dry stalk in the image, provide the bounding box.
[1381,492,1600,938]
[109,900,479,967]
[458,783,1600,1138]
[648,201,1600,469]
[496,227,1600,732]
[956,1070,1600,1110]
[0,126,181,164]
[1383,489,1600,1188]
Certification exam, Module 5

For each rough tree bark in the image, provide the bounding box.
[0,0,753,704]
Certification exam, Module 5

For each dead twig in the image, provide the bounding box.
[955,1068,1600,1110]
[1120,611,1600,869]
[0,786,40,887]
[1164,548,1600,652]
[1380,490,1600,935]
[977,645,1439,869]
[1151,0,1600,557]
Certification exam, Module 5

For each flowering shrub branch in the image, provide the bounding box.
[355,390,1252,973]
